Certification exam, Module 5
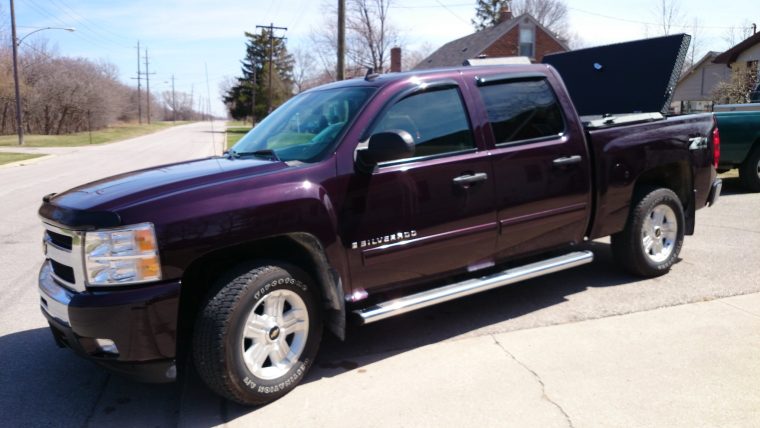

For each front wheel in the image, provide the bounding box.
[193,263,322,405]
[611,188,685,277]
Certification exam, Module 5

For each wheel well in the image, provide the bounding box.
[176,234,345,364]
[633,162,690,205]
[633,161,693,234]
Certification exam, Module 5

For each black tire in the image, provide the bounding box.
[611,188,685,277]
[739,146,760,192]
[193,263,322,406]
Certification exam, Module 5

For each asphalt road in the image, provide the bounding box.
[0,123,757,427]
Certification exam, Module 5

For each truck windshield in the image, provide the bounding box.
[231,87,375,163]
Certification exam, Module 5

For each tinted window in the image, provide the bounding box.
[371,88,475,159]
[478,79,564,144]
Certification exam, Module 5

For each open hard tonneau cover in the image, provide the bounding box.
[542,34,691,119]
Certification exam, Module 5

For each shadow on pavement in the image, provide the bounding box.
[718,176,756,196]
[3,243,644,425]
[0,326,178,427]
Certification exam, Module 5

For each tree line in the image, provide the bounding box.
[0,29,205,136]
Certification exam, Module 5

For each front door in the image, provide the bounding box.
[341,85,498,293]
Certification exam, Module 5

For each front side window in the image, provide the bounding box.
[232,87,375,162]
[519,26,535,58]
[478,79,565,144]
[370,87,475,160]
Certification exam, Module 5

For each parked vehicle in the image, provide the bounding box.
[713,103,760,191]
[37,38,721,405]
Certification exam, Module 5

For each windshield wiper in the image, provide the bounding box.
[227,149,280,161]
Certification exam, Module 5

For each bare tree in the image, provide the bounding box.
[346,0,399,72]
[722,20,754,48]
[292,47,316,93]
[686,17,703,69]
[402,42,434,71]
[712,65,758,104]
[309,0,401,81]
[652,0,685,36]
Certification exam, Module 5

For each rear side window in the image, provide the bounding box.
[478,79,565,145]
[371,88,475,159]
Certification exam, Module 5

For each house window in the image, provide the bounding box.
[519,26,535,58]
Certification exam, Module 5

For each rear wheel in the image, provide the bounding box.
[611,188,684,277]
[739,146,760,192]
[193,263,322,405]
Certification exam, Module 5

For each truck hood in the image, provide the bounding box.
[45,156,288,214]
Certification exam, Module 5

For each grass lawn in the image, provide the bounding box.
[0,121,190,147]
[227,125,252,149]
[0,152,44,166]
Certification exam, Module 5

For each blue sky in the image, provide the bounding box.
[8,0,757,116]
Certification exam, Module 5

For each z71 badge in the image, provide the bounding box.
[352,230,417,249]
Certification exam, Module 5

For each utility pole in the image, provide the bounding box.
[130,41,142,124]
[250,66,257,125]
[337,0,345,80]
[143,48,156,124]
[170,74,176,124]
[255,23,287,113]
[10,0,23,145]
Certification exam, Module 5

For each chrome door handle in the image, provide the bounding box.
[453,172,488,186]
[552,155,582,166]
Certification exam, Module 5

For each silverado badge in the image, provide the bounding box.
[352,230,417,249]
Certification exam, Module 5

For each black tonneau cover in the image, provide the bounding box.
[542,34,691,117]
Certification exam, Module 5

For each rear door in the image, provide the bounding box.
[474,75,592,260]
[341,82,498,292]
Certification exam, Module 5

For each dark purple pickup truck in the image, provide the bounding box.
[38,36,721,405]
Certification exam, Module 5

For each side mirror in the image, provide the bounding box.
[356,130,415,170]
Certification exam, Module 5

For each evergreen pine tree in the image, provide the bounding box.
[224,30,294,121]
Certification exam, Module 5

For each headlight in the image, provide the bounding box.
[84,223,162,286]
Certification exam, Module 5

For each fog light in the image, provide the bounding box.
[94,338,119,355]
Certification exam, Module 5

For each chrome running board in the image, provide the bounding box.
[353,251,593,325]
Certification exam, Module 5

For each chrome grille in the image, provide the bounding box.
[42,223,86,292]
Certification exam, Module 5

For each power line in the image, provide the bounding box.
[431,0,469,24]
[44,0,133,49]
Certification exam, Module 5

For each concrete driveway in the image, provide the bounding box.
[0,124,757,427]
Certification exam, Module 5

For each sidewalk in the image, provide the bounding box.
[213,292,760,427]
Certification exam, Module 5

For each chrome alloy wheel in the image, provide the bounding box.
[240,289,309,380]
[641,204,678,263]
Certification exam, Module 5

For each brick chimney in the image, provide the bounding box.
[498,4,513,24]
[390,47,402,72]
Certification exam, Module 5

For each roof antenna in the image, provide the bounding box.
[364,67,379,81]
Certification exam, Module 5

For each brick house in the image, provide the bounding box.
[414,7,568,70]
